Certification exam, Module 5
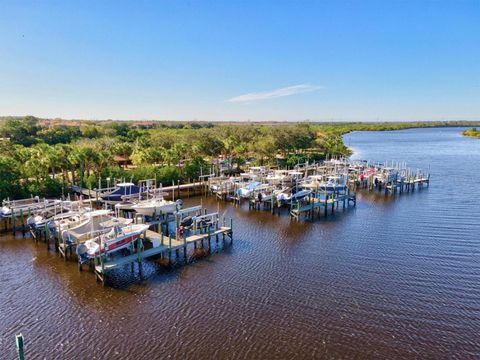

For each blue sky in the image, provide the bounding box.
[0,0,479,121]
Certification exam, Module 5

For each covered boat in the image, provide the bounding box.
[100,183,145,204]
[237,181,262,198]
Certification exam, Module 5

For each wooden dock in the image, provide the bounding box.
[70,180,209,201]
[94,226,233,285]
[290,192,357,221]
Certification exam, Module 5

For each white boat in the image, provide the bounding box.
[299,174,347,193]
[132,198,181,216]
[276,189,313,204]
[257,187,287,202]
[1,197,63,218]
[27,208,77,230]
[300,175,325,189]
[237,181,263,198]
[374,168,398,184]
[26,200,85,230]
[264,172,286,185]
[61,210,131,244]
[79,223,149,258]
[318,175,348,193]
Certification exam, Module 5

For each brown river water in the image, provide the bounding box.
[1,127,479,359]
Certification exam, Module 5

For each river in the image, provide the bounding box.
[1,127,479,359]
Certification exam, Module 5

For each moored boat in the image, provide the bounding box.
[132,198,181,216]
[100,182,146,204]
[61,210,131,244]
[79,223,149,258]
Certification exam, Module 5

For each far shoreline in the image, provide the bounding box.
[463,128,480,139]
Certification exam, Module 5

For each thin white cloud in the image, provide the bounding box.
[227,84,322,103]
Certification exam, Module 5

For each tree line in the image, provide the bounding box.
[0,117,347,201]
[1,116,479,201]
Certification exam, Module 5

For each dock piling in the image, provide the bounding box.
[15,334,24,360]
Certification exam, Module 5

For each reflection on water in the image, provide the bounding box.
[1,127,480,359]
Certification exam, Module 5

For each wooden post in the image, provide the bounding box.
[137,235,143,279]
[168,234,172,262]
[183,233,187,263]
[310,194,314,220]
[12,211,16,235]
[324,195,328,217]
[15,334,25,360]
[207,227,211,254]
[20,209,25,237]
[45,222,49,249]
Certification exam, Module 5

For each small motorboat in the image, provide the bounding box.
[2,197,62,218]
[276,189,312,205]
[318,175,348,193]
[79,223,149,258]
[26,203,79,231]
[300,175,325,189]
[61,210,132,244]
[27,211,70,231]
[237,181,262,198]
[132,198,181,216]
[257,187,287,202]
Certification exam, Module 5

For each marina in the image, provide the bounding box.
[1,183,234,286]
[0,156,429,288]
[2,1,478,357]
[1,127,478,359]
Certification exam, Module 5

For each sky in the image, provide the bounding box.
[0,0,479,122]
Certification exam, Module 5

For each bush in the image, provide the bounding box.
[27,178,63,198]
[182,157,208,181]
[156,166,180,185]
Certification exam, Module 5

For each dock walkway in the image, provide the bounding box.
[290,192,357,221]
[94,226,233,285]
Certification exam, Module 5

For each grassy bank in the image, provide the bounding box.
[463,128,480,139]
[1,116,479,201]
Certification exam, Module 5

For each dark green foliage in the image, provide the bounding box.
[37,126,81,145]
[1,116,40,146]
[27,178,63,198]
[0,156,24,200]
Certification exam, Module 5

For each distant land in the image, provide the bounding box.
[463,128,480,139]
[1,116,480,129]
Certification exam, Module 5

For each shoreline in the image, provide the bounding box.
[462,128,480,139]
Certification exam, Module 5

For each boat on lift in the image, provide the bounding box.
[100,182,146,204]
[132,198,181,216]
[237,181,263,198]
[27,206,83,231]
[78,222,149,258]
[61,210,131,244]
[318,175,348,193]
[276,189,313,205]
[1,197,63,218]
